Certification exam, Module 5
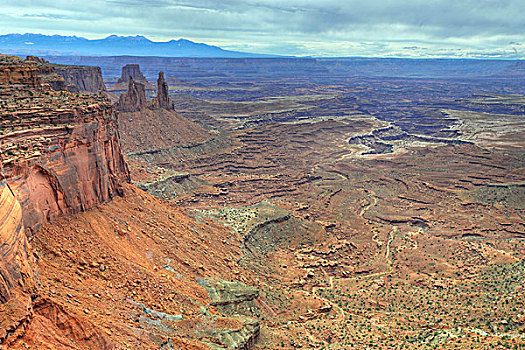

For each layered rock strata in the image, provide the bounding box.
[201,279,260,349]
[52,65,106,93]
[0,54,128,345]
[0,61,130,235]
[0,55,43,93]
[25,55,106,93]
[3,99,130,235]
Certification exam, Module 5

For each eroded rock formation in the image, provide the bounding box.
[116,70,175,112]
[150,72,174,110]
[116,77,147,112]
[24,56,72,92]
[201,279,260,349]
[25,55,106,93]
[3,101,130,235]
[0,55,43,93]
[110,63,155,92]
[1,53,130,243]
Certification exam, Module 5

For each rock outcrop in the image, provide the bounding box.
[0,55,43,93]
[116,63,147,84]
[116,77,147,112]
[202,278,260,317]
[110,64,154,92]
[25,56,71,92]
[25,56,106,93]
[52,65,106,93]
[150,72,174,110]
[116,71,175,112]
[201,279,261,350]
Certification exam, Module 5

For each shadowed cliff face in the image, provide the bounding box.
[25,55,106,93]
[52,65,106,93]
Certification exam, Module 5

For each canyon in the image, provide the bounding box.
[0,54,524,350]
[114,60,525,349]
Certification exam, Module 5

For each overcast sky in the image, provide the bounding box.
[1,0,524,58]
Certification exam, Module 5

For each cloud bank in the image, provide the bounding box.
[1,0,524,58]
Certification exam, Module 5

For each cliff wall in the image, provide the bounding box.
[0,54,128,345]
[52,65,106,93]
[2,101,130,235]
[1,100,129,235]
[24,56,106,93]
[0,170,35,342]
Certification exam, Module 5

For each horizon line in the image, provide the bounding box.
[1,32,523,61]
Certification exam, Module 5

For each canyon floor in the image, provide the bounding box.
[3,57,525,349]
[114,61,525,349]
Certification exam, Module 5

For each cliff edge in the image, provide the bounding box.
[0,54,128,346]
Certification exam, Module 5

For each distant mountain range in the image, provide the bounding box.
[0,33,278,58]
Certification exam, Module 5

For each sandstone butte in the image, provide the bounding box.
[0,54,260,349]
[112,63,155,91]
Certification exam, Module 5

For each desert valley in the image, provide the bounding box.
[0,49,524,350]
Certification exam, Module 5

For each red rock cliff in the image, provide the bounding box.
[3,102,130,235]
[0,55,42,93]
[0,54,128,345]
[0,55,130,234]
[0,168,35,343]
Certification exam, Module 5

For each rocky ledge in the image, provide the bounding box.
[201,278,261,349]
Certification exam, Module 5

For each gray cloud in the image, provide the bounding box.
[0,0,523,57]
